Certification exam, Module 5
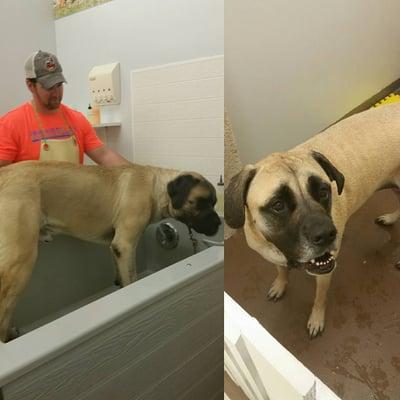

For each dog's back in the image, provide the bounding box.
[0,161,152,243]
[291,102,400,215]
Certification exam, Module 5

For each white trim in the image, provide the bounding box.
[224,293,341,400]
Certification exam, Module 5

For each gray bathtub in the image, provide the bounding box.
[0,219,223,400]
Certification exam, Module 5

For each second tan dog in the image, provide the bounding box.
[226,102,400,337]
[0,160,220,342]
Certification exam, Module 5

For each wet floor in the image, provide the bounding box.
[225,190,400,400]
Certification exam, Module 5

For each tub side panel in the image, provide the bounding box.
[14,236,115,328]
[2,266,223,400]
[82,312,223,400]
[180,361,224,400]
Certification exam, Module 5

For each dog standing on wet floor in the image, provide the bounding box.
[226,102,400,337]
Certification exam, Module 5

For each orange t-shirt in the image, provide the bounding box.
[0,102,103,163]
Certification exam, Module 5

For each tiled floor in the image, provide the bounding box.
[225,190,400,400]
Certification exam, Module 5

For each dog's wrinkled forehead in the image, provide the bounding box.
[247,155,331,209]
[167,173,216,210]
[247,163,299,209]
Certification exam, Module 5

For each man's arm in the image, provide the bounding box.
[86,145,131,166]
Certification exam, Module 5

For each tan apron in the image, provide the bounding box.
[32,102,79,164]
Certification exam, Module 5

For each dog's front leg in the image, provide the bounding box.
[111,238,138,287]
[111,224,147,287]
[267,265,288,301]
[307,272,333,338]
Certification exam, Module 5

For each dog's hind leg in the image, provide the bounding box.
[376,188,400,226]
[0,256,37,342]
[0,199,40,342]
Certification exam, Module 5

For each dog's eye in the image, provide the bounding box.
[319,187,330,200]
[271,199,285,213]
[188,200,195,205]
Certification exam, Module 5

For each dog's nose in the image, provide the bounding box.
[191,210,221,236]
[303,218,337,247]
[311,226,337,247]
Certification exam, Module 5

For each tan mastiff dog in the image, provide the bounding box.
[0,160,220,342]
[226,101,400,338]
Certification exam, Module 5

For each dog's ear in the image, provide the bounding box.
[312,151,345,195]
[225,166,257,229]
[167,174,199,209]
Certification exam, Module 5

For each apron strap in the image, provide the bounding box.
[31,101,78,148]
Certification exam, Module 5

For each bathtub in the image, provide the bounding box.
[0,219,223,400]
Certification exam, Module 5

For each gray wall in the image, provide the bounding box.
[55,0,224,161]
[225,0,400,164]
[0,0,56,115]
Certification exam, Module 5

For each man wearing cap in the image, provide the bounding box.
[0,50,130,166]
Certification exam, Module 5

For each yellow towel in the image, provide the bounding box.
[372,93,400,108]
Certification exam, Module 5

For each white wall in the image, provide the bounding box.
[132,56,224,186]
[225,0,400,164]
[0,0,56,115]
[55,0,224,161]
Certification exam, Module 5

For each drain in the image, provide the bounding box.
[156,222,179,249]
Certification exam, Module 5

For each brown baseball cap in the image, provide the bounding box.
[24,50,67,90]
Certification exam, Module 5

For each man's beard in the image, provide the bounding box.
[46,96,61,110]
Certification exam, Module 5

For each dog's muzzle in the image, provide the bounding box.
[185,210,221,236]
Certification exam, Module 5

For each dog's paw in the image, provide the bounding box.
[114,277,122,287]
[375,211,399,226]
[267,278,287,301]
[307,308,325,338]
[7,326,20,341]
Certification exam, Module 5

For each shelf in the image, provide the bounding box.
[92,122,121,129]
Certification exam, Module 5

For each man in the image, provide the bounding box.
[0,50,130,166]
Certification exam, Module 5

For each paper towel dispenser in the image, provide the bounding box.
[88,62,121,105]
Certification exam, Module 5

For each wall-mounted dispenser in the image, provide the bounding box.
[88,62,121,106]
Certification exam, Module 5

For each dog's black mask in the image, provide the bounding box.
[188,209,221,236]
[167,174,221,236]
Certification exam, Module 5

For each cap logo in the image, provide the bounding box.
[45,57,57,72]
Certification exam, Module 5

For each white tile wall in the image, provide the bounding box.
[131,56,224,186]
